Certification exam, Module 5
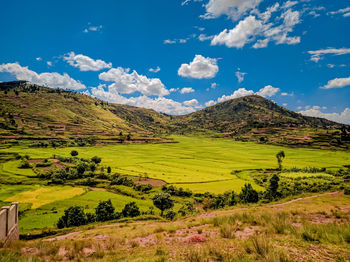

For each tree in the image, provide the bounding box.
[276,151,285,170]
[57,206,87,229]
[70,150,79,157]
[122,202,140,217]
[91,156,102,164]
[95,199,115,222]
[268,174,280,198]
[107,166,112,174]
[239,183,259,203]
[152,193,174,216]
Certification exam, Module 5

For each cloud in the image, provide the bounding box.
[180,87,195,94]
[308,48,350,63]
[211,83,217,89]
[36,57,42,61]
[64,52,112,71]
[299,107,350,125]
[149,66,161,73]
[164,39,176,44]
[235,71,247,83]
[205,100,216,107]
[211,7,301,49]
[328,7,350,16]
[0,62,86,90]
[198,34,214,41]
[99,67,169,97]
[47,61,52,66]
[202,0,262,20]
[183,99,199,107]
[90,85,195,115]
[83,24,102,33]
[211,16,263,48]
[281,92,293,96]
[256,85,280,97]
[178,55,219,79]
[320,76,350,89]
[218,88,255,103]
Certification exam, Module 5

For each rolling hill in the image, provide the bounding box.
[0,81,349,149]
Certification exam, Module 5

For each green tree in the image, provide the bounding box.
[70,150,79,157]
[107,166,112,174]
[268,174,280,199]
[57,206,87,229]
[239,183,259,203]
[276,151,285,170]
[122,202,140,217]
[152,193,174,216]
[91,156,102,164]
[95,199,115,222]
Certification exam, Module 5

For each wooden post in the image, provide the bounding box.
[11,202,19,224]
[1,206,10,236]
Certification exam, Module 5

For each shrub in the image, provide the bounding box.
[344,188,350,195]
[165,210,176,220]
[122,202,140,217]
[95,199,115,222]
[91,156,102,164]
[70,150,79,157]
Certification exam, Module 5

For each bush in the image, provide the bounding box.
[18,160,31,169]
[91,156,102,164]
[57,206,87,228]
[122,202,140,217]
[95,199,115,222]
[344,188,350,195]
[70,150,79,157]
[164,210,176,220]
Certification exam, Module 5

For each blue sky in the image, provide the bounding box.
[0,0,350,124]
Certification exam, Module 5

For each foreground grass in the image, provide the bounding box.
[1,192,349,261]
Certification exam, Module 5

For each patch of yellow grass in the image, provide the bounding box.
[5,186,85,209]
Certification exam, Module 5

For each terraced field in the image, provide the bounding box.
[1,136,349,193]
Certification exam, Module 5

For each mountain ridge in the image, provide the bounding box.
[0,81,349,149]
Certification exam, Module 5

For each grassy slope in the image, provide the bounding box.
[2,192,349,261]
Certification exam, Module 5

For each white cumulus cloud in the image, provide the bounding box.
[99,67,169,97]
[256,85,280,97]
[178,55,219,79]
[183,99,199,107]
[64,52,112,71]
[90,85,195,115]
[211,16,263,48]
[180,87,195,94]
[0,62,86,90]
[299,107,350,125]
[202,0,262,20]
[149,66,161,73]
[320,76,350,89]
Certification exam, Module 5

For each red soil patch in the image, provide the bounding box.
[28,159,44,164]
[135,178,166,187]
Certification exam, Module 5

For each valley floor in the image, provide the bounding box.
[1,191,349,261]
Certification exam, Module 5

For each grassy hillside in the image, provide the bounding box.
[0,82,172,146]
[1,81,349,150]
[1,192,349,261]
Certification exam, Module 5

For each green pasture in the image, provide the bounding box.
[1,136,349,191]
[18,190,156,232]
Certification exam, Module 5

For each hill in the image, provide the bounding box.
[0,81,349,149]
